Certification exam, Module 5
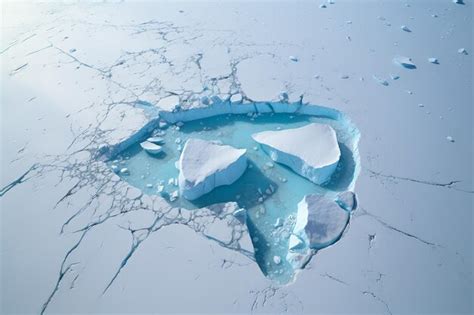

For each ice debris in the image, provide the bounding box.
[458,48,468,55]
[393,56,417,69]
[140,141,163,155]
[289,55,299,62]
[428,57,439,64]
[252,123,340,185]
[294,194,349,249]
[401,25,411,32]
[178,138,247,200]
[446,136,455,143]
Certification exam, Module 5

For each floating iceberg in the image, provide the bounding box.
[252,123,340,185]
[178,138,248,200]
[294,194,349,250]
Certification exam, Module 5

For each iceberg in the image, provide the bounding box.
[293,194,349,250]
[252,123,340,185]
[178,138,248,200]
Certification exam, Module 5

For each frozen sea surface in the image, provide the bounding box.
[1,0,472,314]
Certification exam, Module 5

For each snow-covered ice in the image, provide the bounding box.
[252,123,341,185]
[178,138,248,200]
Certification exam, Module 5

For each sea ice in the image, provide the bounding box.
[293,194,349,249]
[289,55,299,62]
[428,57,439,64]
[178,138,248,200]
[446,136,455,143]
[393,56,417,69]
[252,123,340,185]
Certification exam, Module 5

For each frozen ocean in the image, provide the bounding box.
[1,0,472,314]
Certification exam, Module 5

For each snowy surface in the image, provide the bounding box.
[1,1,472,314]
[178,138,247,200]
[252,123,340,184]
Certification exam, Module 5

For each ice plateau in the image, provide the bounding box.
[252,123,340,185]
[178,138,248,200]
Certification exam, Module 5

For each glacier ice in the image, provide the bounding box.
[178,138,248,200]
[252,123,341,185]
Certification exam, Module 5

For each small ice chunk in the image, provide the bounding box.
[169,190,179,202]
[428,57,439,64]
[453,0,464,4]
[341,75,349,79]
[252,123,340,185]
[233,208,247,223]
[111,165,119,173]
[289,55,299,62]
[458,48,468,55]
[393,56,417,69]
[265,161,274,168]
[390,74,400,80]
[146,183,153,188]
[147,136,165,144]
[373,75,389,86]
[175,137,182,144]
[273,256,282,265]
[401,25,411,32]
[274,218,283,228]
[319,4,327,8]
[119,168,129,175]
[140,141,163,155]
[157,184,164,192]
[446,136,455,143]
[337,191,358,211]
[289,234,304,251]
[159,121,168,129]
[69,48,77,53]
[178,138,247,200]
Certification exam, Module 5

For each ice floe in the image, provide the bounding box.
[252,123,340,185]
[178,138,248,200]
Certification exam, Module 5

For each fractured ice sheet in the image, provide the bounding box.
[105,102,361,284]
